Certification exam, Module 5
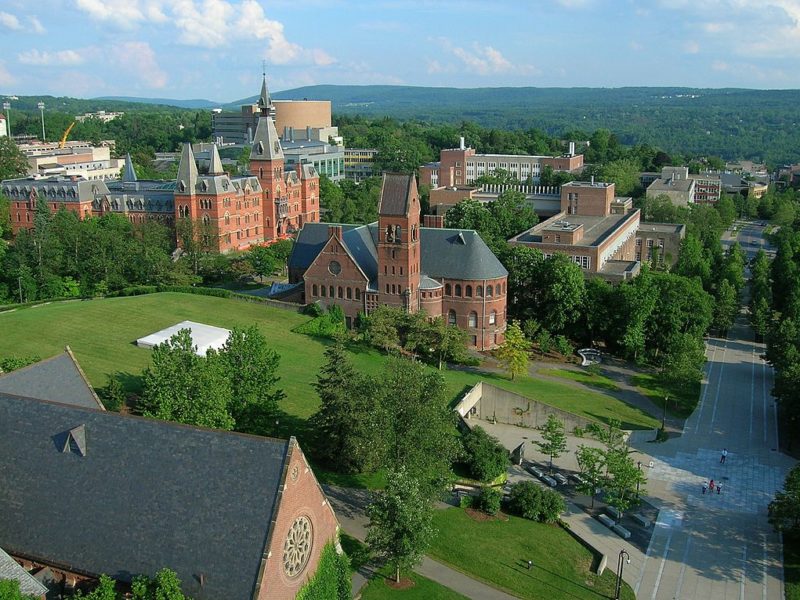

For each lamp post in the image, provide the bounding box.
[614,549,630,600]
[636,461,642,498]
[662,395,668,430]
[2,101,10,137]
[37,101,45,141]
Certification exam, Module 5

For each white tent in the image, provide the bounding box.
[136,320,232,356]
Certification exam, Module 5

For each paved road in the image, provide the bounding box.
[628,220,794,600]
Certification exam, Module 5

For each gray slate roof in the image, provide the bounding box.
[175,143,198,195]
[251,116,284,161]
[378,174,413,216]
[290,223,507,283]
[0,395,289,600]
[0,350,103,410]
[0,546,48,597]
[122,153,137,183]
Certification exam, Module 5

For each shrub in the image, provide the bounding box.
[573,426,585,438]
[462,426,509,482]
[459,494,474,509]
[102,373,126,412]
[477,487,502,515]
[293,304,347,339]
[296,542,350,600]
[554,335,574,357]
[0,355,40,373]
[508,481,565,523]
[536,329,552,355]
[303,301,324,317]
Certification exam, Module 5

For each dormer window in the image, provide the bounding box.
[178,180,186,192]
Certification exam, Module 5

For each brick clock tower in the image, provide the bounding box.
[377,174,421,311]
[249,74,286,239]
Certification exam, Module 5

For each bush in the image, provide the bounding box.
[293,304,347,339]
[303,301,325,317]
[296,542,351,600]
[477,487,502,515]
[462,426,509,482]
[508,481,565,523]
[536,329,552,355]
[102,374,126,412]
[459,494,474,509]
[0,355,41,373]
[573,426,585,438]
[554,335,574,357]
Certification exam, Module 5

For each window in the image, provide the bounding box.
[355,288,361,300]
[337,286,343,299]
[486,285,493,297]
[495,284,501,296]
[320,285,326,297]
[386,284,390,294]
[489,311,497,325]
[445,283,451,296]
[312,284,318,296]
[468,312,478,328]
[636,238,642,246]
[329,286,334,298]
[455,284,462,297]
[346,287,352,299]
[448,310,457,325]
[465,285,472,297]
[476,285,483,297]
[647,239,654,247]
[471,335,478,347]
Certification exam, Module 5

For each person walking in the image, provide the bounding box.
[720,448,728,464]
[702,481,707,494]
[717,483,722,495]
[709,479,715,493]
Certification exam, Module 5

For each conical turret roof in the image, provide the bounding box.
[176,143,198,194]
[208,144,224,175]
[257,75,271,113]
[122,153,137,183]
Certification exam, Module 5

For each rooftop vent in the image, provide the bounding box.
[62,424,87,457]
[456,232,466,245]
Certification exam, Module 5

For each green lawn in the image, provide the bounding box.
[360,567,469,600]
[630,373,701,419]
[538,367,622,393]
[0,293,658,431]
[428,507,635,600]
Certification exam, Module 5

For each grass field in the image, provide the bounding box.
[785,532,800,600]
[538,367,622,392]
[630,373,702,418]
[360,567,469,600]
[428,508,635,600]
[0,293,659,430]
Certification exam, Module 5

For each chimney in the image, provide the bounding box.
[569,141,575,156]
[328,225,343,239]
[423,214,445,228]
[459,136,465,150]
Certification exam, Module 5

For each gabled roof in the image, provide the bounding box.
[378,174,415,216]
[122,153,137,183]
[0,348,104,410]
[0,546,49,598]
[251,116,284,161]
[175,143,198,195]
[0,395,291,600]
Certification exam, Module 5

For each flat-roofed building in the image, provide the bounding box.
[344,148,378,182]
[18,141,123,181]
[646,174,695,206]
[635,222,686,267]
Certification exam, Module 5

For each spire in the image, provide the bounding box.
[257,71,273,117]
[208,144,224,175]
[250,116,284,161]
[122,153,137,183]
[176,143,198,194]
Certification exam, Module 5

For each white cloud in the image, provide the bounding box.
[18,49,86,66]
[112,41,167,88]
[0,11,21,30]
[75,0,149,27]
[0,61,15,86]
[683,40,700,53]
[435,38,535,76]
[29,16,46,34]
[712,60,729,71]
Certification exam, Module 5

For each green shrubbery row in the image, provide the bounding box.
[296,542,351,600]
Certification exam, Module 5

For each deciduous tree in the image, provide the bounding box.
[535,414,568,473]
[495,320,530,380]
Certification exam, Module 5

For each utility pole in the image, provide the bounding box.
[37,101,46,141]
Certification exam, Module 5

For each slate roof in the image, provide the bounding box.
[0,394,290,600]
[251,116,284,161]
[122,153,137,183]
[175,143,198,195]
[0,546,48,598]
[378,174,414,216]
[289,222,507,283]
[0,349,104,410]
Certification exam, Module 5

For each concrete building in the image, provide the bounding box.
[646,173,695,206]
[74,111,124,123]
[643,166,721,204]
[419,138,584,188]
[635,222,686,267]
[509,181,642,282]
[429,183,563,219]
[280,133,345,182]
[0,114,6,138]
[344,148,378,182]
[18,141,123,181]
[0,351,341,600]
[289,174,509,349]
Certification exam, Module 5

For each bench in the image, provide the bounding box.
[606,506,621,521]
[598,514,615,528]
[554,473,568,485]
[542,476,558,487]
[612,524,632,539]
[632,513,651,528]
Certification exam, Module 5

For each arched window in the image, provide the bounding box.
[445,283,451,296]
[465,285,472,297]
[395,225,401,242]
[468,312,478,328]
[486,285,493,297]
[224,211,230,225]
[489,310,497,325]
[386,284,390,294]
[346,287,352,299]
[312,284,318,296]
[338,286,343,299]
[320,285,326,297]
[448,310,457,326]
[329,286,334,298]
[355,288,361,300]
[455,284,462,297]
[495,284,502,296]
[476,285,483,297]
[202,214,210,225]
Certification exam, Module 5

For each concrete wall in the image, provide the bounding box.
[462,383,594,431]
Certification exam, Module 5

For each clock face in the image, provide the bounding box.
[328,260,342,275]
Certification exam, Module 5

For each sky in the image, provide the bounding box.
[0,0,799,101]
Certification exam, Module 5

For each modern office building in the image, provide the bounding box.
[17,141,123,181]
[344,148,378,182]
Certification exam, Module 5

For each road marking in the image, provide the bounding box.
[770,365,779,449]
[635,528,657,596]
[708,340,728,434]
[694,342,719,434]
[762,359,768,444]
[650,528,673,600]
[674,534,692,599]
[740,543,747,600]
[750,346,756,445]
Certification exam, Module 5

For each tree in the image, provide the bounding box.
[712,279,738,335]
[219,325,285,435]
[364,305,401,353]
[507,480,565,523]
[476,486,502,515]
[140,329,234,430]
[535,414,568,473]
[461,426,509,482]
[750,296,772,340]
[604,449,645,520]
[494,320,530,380]
[366,467,435,584]
[0,136,29,181]
[534,253,585,334]
[101,373,126,412]
[131,568,187,600]
[575,445,606,508]
[769,464,800,533]
[76,575,118,600]
[0,580,39,600]
[248,246,277,281]
[310,339,383,473]
[599,159,640,196]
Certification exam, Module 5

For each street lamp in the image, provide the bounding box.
[636,461,642,498]
[614,549,631,600]
[37,101,45,141]
[2,101,10,137]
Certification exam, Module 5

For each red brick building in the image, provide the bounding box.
[289,174,508,349]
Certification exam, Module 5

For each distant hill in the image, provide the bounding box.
[5,95,191,113]
[95,96,222,109]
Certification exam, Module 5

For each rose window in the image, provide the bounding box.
[282,516,313,578]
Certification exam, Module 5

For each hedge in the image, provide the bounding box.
[295,542,350,600]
